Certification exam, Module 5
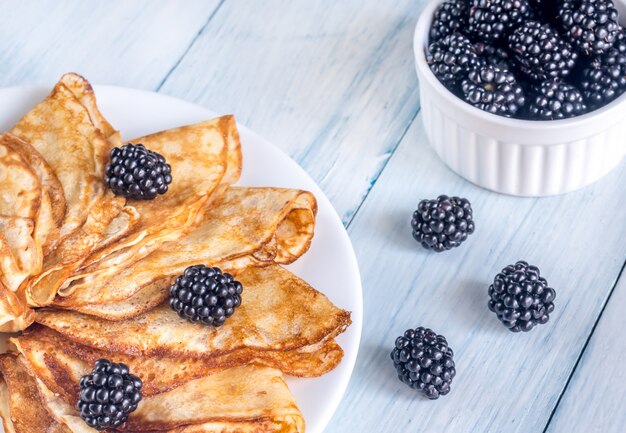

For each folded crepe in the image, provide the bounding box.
[54,187,316,314]
[56,115,243,301]
[0,134,43,291]
[12,325,343,403]
[0,354,71,433]
[11,73,126,307]
[38,265,350,361]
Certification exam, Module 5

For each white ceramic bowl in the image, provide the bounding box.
[414,0,626,196]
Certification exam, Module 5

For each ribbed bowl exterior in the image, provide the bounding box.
[414,0,626,196]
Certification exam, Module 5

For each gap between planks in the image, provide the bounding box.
[541,259,626,433]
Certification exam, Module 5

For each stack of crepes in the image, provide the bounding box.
[0,74,351,433]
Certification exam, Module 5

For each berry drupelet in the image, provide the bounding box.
[461,64,526,116]
[411,195,475,252]
[77,359,142,430]
[391,327,456,399]
[558,0,620,55]
[508,21,578,82]
[169,265,243,326]
[427,33,480,85]
[488,261,556,332]
[429,0,470,43]
[580,30,626,108]
[105,143,172,200]
[527,80,587,119]
[468,0,532,42]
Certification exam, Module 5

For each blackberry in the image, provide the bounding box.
[488,261,556,332]
[468,0,531,42]
[77,359,142,430]
[105,143,172,200]
[461,64,526,116]
[391,327,456,399]
[169,265,243,326]
[427,33,480,85]
[580,30,626,108]
[558,0,620,55]
[474,42,512,69]
[411,195,475,252]
[429,0,469,43]
[508,21,578,82]
[527,80,587,119]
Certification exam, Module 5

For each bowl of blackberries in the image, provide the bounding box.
[414,0,626,197]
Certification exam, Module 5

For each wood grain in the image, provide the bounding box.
[325,115,626,433]
[158,0,426,224]
[0,0,221,89]
[545,266,626,433]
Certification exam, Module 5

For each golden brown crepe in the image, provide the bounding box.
[0,134,43,291]
[38,265,350,360]
[11,73,126,307]
[36,364,305,433]
[54,187,316,311]
[56,116,242,302]
[1,132,64,248]
[0,354,71,433]
[12,325,343,403]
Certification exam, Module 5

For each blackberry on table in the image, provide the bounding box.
[77,359,142,430]
[105,143,172,200]
[391,327,456,399]
[474,42,512,69]
[430,0,469,43]
[558,0,620,55]
[468,0,531,42]
[488,261,556,332]
[411,195,475,252]
[461,64,526,116]
[508,21,578,82]
[169,265,243,326]
[527,80,587,119]
[427,33,480,85]
[580,30,626,108]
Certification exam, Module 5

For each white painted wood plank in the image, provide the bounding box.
[159,0,425,224]
[0,0,221,89]
[325,114,626,433]
[546,268,626,433]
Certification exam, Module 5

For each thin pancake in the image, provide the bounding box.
[0,135,43,290]
[11,72,113,242]
[0,217,38,292]
[1,132,65,246]
[12,73,126,306]
[12,325,343,404]
[57,116,242,300]
[36,365,305,433]
[0,281,33,332]
[55,187,316,309]
[38,265,350,359]
[0,354,71,433]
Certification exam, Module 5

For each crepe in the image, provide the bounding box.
[0,354,71,433]
[38,265,350,360]
[12,325,343,404]
[11,73,126,307]
[36,364,305,433]
[56,116,242,301]
[0,282,33,332]
[54,187,316,312]
[1,133,64,249]
[0,134,43,291]
[11,73,119,245]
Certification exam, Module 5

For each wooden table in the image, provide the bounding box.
[2,1,625,432]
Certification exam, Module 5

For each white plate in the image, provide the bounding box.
[0,85,363,433]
